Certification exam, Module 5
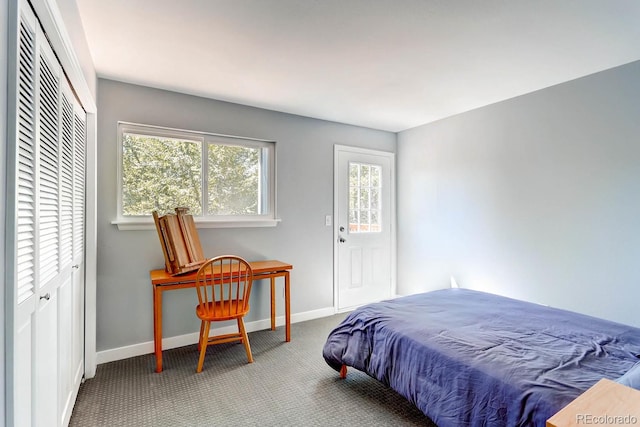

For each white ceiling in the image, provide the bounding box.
[75,0,640,132]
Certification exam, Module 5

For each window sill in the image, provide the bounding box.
[112,217,281,231]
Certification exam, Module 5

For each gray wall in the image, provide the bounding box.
[398,60,640,328]
[56,0,97,100]
[96,79,396,352]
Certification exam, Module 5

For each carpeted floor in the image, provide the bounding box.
[69,314,437,426]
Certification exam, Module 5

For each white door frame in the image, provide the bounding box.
[333,145,397,312]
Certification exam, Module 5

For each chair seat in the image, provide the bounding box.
[196,300,249,321]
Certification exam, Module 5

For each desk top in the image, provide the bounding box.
[150,260,293,285]
[546,379,640,427]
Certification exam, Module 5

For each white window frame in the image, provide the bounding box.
[112,122,279,230]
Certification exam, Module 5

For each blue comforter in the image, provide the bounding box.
[322,289,640,426]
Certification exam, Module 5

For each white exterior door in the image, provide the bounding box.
[6,1,86,425]
[334,145,395,311]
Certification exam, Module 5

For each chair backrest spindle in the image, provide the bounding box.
[193,255,255,371]
[195,255,253,320]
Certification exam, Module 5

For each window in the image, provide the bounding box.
[349,162,382,233]
[115,122,277,229]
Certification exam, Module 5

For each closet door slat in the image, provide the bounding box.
[16,17,37,303]
[37,50,60,287]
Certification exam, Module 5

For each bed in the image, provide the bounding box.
[322,288,640,426]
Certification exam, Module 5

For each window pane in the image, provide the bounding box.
[360,164,370,187]
[371,167,380,187]
[371,210,380,232]
[122,133,202,215]
[349,187,359,210]
[349,163,359,186]
[359,187,370,210]
[371,188,380,210]
[348,162,382,233]
[208,144,260,215]
[360,210,370,232]
[349,210,358,232]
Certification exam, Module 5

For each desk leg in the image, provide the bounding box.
[270,277,276,331]
[285,271,291,342]
[153,285,163,373]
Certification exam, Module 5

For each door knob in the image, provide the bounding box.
[40,293,50,301]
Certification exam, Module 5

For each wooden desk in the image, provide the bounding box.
[150,260,293,373]
[547,378,640,427]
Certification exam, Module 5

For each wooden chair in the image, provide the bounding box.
[194,255,254,373]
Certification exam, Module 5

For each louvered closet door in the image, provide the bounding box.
[8,0,87,425]
[57,81,86,426]
[58,81,75,425]
[66,97,87,427]
[34,22,62,427]
[12,5,39,426]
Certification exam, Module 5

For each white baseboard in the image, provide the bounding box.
[96,306,336,365]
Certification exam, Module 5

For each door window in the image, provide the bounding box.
[349,162,382,233]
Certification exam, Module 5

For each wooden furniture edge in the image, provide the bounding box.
[150,260,293,285]
[546,378,640,427]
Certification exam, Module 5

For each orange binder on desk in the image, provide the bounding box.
[152,207,206,275]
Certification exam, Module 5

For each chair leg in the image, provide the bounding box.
[196,321,211,373]
[237,317,253,363]
[197,320,205,352]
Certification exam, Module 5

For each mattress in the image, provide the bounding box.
[322,288,640,426]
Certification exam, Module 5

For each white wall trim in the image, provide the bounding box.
[83,115,98,378]
[96,307,336,365]
[1,0,9,423]
[112,217,281,231]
